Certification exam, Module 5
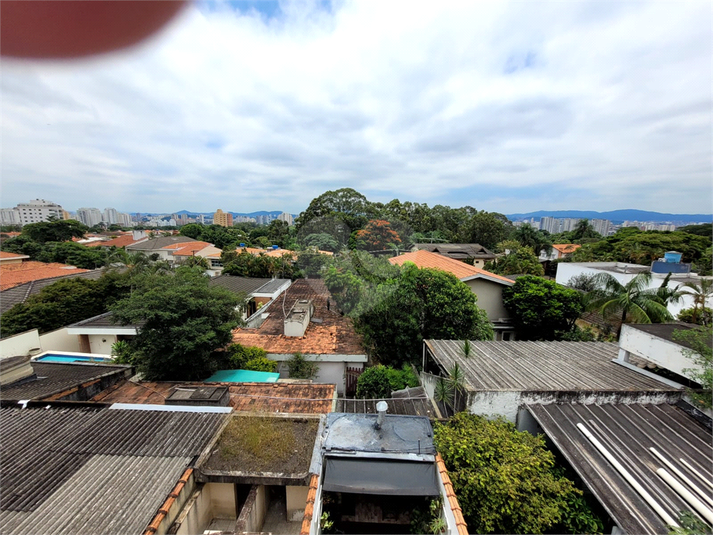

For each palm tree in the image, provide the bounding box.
[680,278,713,324]
[434,378,454,416]
[655,273,685,308]
[586,272,672,338]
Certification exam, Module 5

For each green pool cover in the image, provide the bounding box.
[204,369,280,383]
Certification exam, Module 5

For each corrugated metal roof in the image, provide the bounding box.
[426,340,678,392]
[0,406,227,534]
[0,362,131,401]
[336,397,436,417]
[527,403,713,535]
[209,275,273,295]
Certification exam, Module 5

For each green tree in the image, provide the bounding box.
[296,188,374,234]
[22,219,88,243]
[0,270,131,337]
[503,275,583,340]
[571,219,601,241]
[679,278,713,325]
[111,266,242,380]
[301,232,340,252]
[243,356,277,373]
[513,224,552,255]
[677,307,713,326]
[466,211,511,250]
[225,343,267,369]
[672,325,712,410]
[490,241,544,276]
[354,265,493,367]
[434,413,597,534]
[585,272,672,337]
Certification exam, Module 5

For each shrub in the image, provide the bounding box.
[287,352,319,379]
[434,413,600,534]
[226,344,267,369]
[356,364,420,398]
[243,357,277,373]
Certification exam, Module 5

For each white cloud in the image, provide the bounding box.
[2,0,711,215]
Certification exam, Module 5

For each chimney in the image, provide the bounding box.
[375,400,388,430]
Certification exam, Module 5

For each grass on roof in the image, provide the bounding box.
[205,415,319,474]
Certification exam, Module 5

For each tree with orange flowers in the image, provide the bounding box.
[355,219,401,251]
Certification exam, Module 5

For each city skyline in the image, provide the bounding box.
[2,1,711,214]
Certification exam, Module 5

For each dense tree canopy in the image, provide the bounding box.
[434,413,602,534]
[1,270,131,338]
[489,241,544,276]
[355,219,401,251]
[673,325,713,409]
[503,275,583,340]
[21,219,89,244]
[111,266,242,380]
[348,264,493,366]
[222,251,297,279]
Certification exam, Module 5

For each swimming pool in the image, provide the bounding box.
[33,353,115,364]
[204,369,279,383]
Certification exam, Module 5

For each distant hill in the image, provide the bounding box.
[506,209,712,224]
[170,210,290,218]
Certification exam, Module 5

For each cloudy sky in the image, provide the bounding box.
[2,0,711,216]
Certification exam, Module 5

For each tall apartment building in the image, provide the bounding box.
[213,209,233,227]
[277,212,294,226]
[103,208,119,225]
[76,207,103,227]
[118,213,133,227]
[7,199,65,226]
[1,208,21,226]
[539,216,559,234]
[591,219,611,236]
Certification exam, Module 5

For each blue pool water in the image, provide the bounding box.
[204,369,279,383]
[36,354,113,363]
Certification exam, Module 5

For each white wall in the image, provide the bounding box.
[39,328,81,353]
[0,330,41,358]
[271,354,365,395]
[174,487,214,535]
[88,334,117,355]
[619,325,704,379]
[286,486,309,521]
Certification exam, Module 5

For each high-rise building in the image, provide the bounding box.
[213,209,233,227]
[539,217,559,234]
[1,208,21,226]
[118,213,133,227]
[591,219,611,236]
[11,199,65,226]
[76,207,103,227]
[277,212,294,226]
[103,208,119,225]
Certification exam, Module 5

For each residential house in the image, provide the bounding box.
[0,260,92,291]
[231,279,367,395]
[301,410,468,535]
[390,249,517,340]
[0,269,105,314]
[66,312,139,355]
[0,251,30,265]
[125,235,198,259]
[421,340,682,426]
[209,275,291,320]
[556,261,713,317]
[539,243,581,261]
[411,243,496,268]
[84,230,149,249]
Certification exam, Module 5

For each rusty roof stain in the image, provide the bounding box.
[0,261,91,290]
[91,380,336,414]
[232,279,365,355]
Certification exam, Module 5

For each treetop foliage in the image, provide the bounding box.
[434,413,601,534]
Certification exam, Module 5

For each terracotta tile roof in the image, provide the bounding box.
[436,453,469,535]
[143,468,193,535]
[0,251,28,259]
[232,279,364,355]
[462,267,516,285]
[91,380,336,413]
[236,246,266,255]
[553,243,581,254]
[300,473,319,535]
[161,241,212,255]
[262,248,295,258]
[0,261,90,291]
[85,235,147,248]
[390,250,481,279]
[228,382,335,413]
[0,231,21,238]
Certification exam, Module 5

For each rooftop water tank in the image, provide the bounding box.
[272,245,279,249]
[664,251,682,263]
[239,243,245,247]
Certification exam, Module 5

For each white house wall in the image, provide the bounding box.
[88,334,118,355]
[464,279,510,322]
[0,330,41,358]
[39,328,81,353]
[619,326,704,378]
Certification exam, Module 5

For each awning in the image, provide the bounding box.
[322,457,439,496]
